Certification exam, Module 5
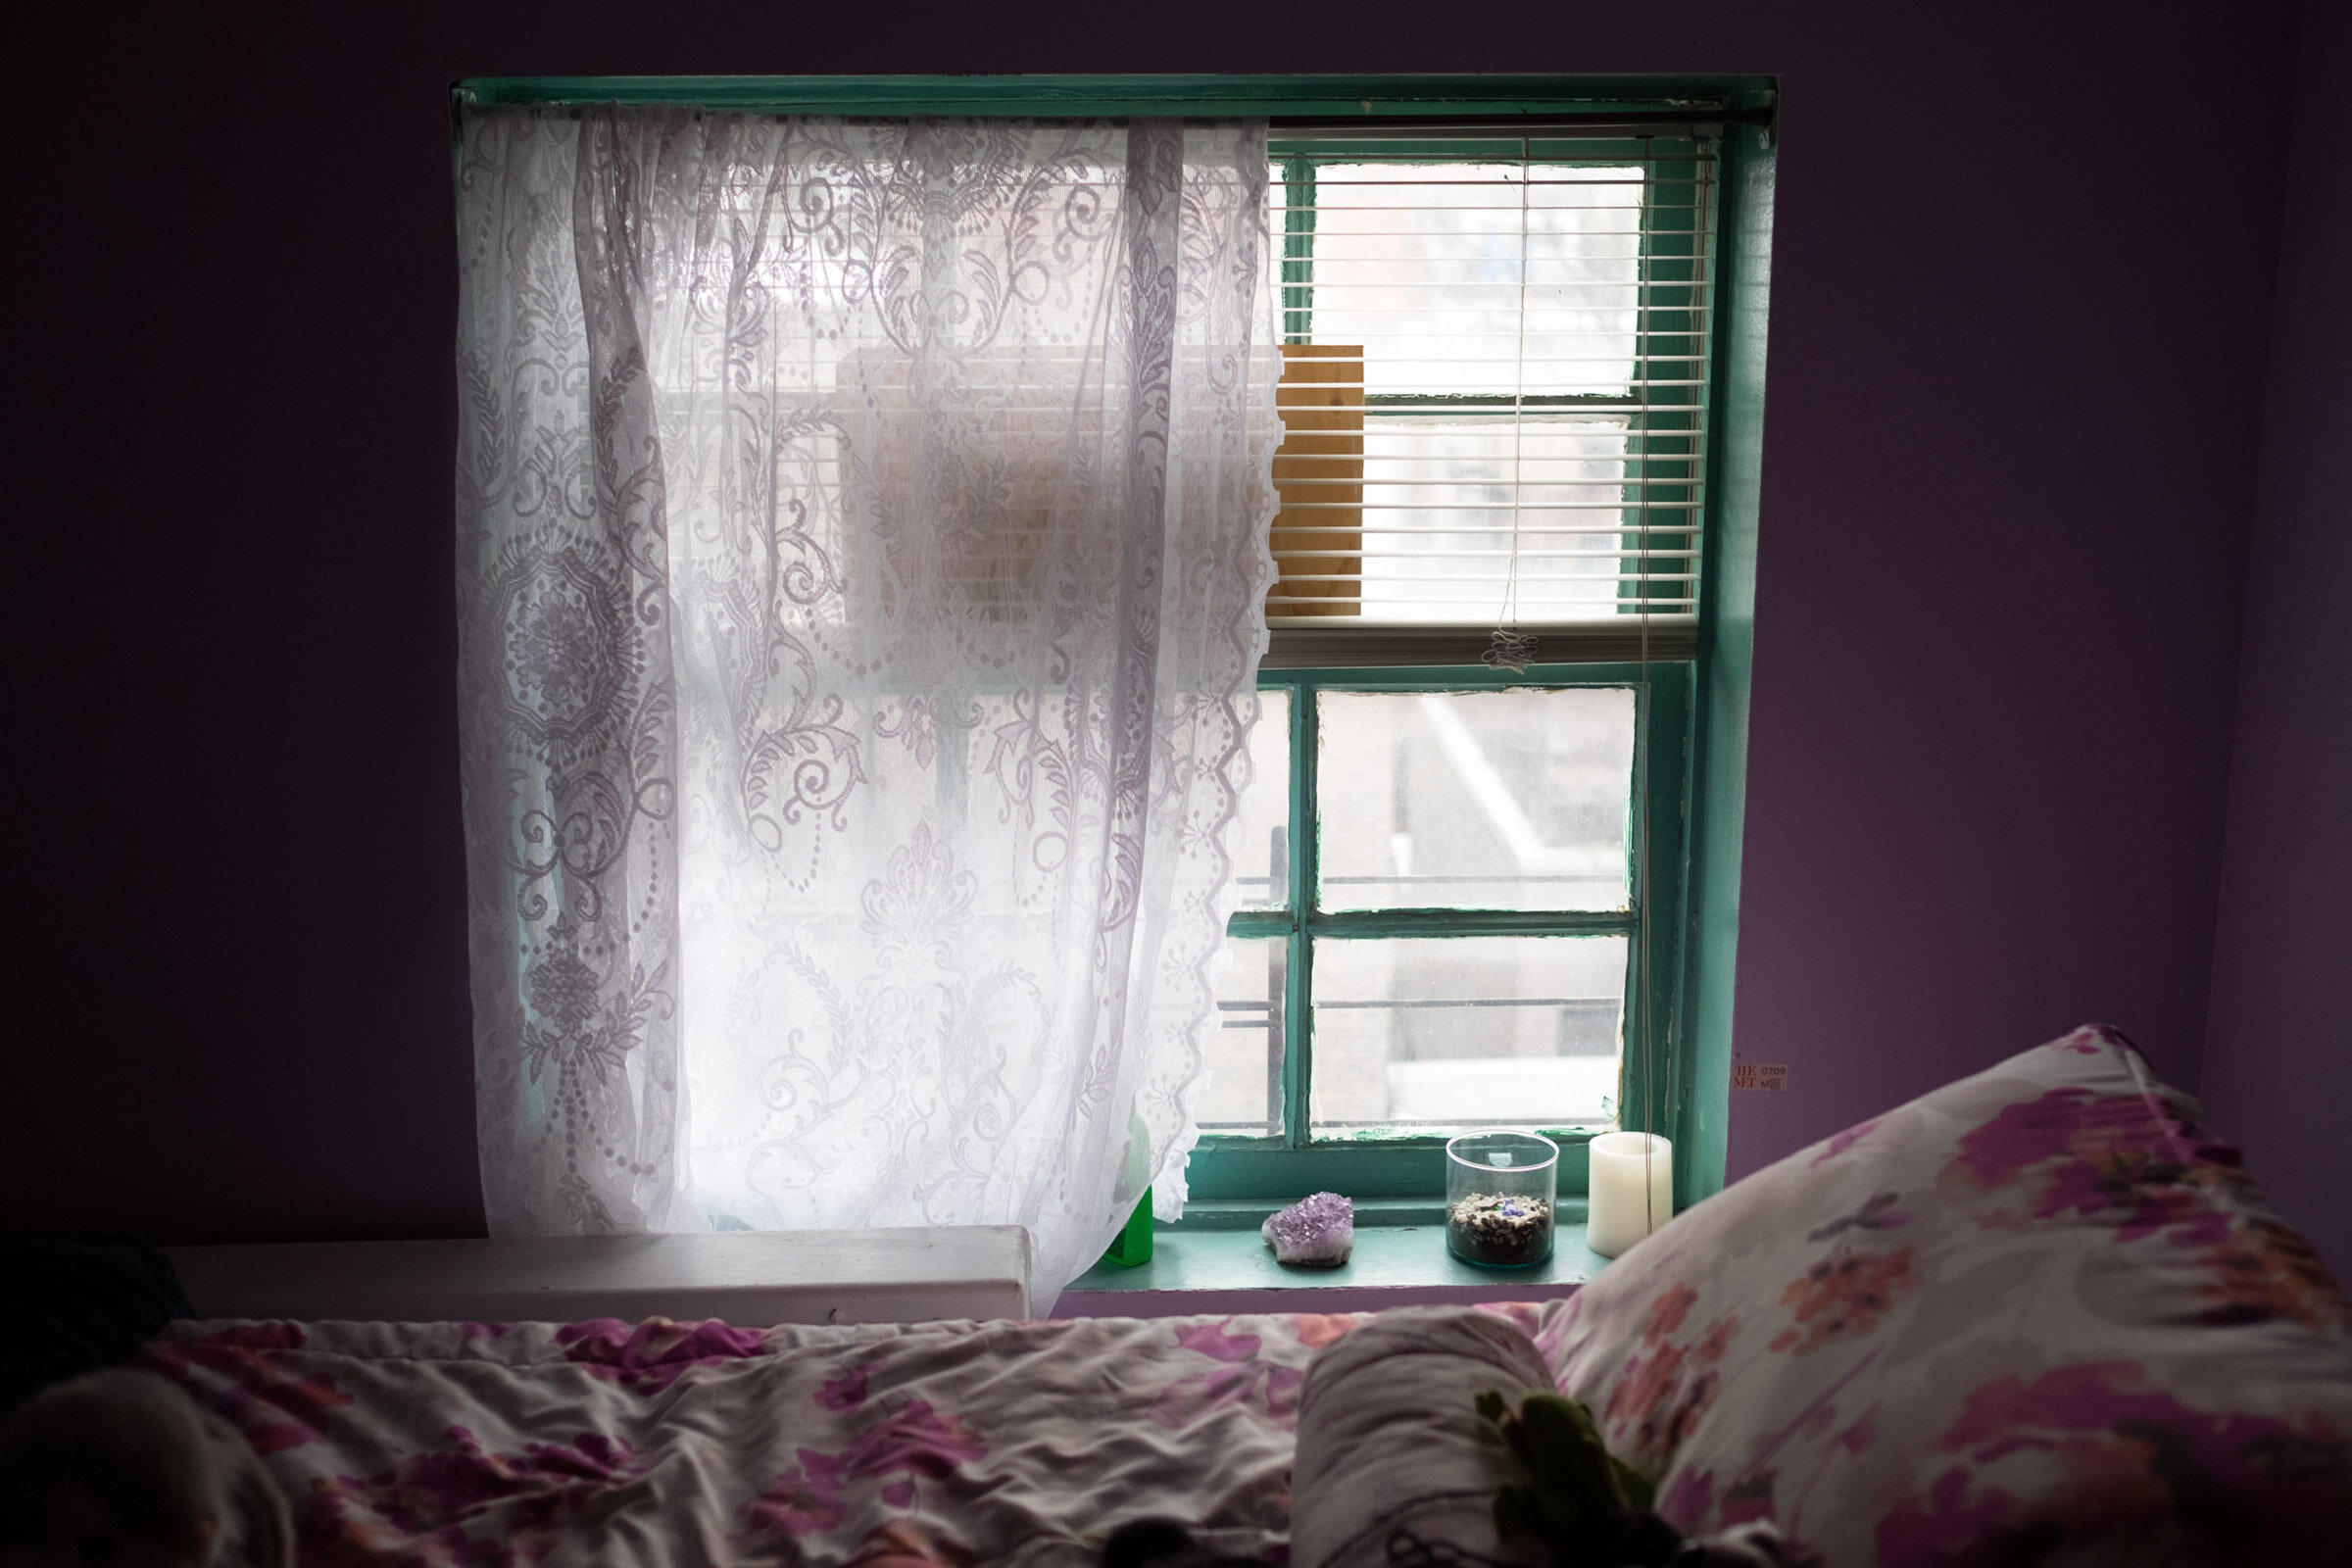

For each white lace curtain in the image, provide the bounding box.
[453,106,1278,1296]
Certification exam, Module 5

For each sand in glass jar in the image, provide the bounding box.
[1445,1131,1559,1267]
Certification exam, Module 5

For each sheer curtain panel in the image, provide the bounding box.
[454,107,1278,1296]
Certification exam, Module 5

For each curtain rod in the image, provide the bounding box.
[453,74,1776,123]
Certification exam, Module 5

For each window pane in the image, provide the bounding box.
[1303,164,1644,397]
[1232,689,1291,909]
[1318,689,1634,911]
[1357,416,1645,623]
[1199,934,1285,1135]
[1309,935,1625,1130]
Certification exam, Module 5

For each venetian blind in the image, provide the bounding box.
[1265,128,1718,632]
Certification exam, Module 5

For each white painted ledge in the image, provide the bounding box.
[166,1227,1031,1328]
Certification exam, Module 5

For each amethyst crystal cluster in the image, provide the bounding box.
[1261,1191,1353,1267]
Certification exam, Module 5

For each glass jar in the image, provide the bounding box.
[1445,1130,1559,1267]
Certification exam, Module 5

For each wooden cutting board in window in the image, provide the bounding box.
[1269,344,1363,618]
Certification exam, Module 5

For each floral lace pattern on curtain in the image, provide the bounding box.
[455,109,1277,1294]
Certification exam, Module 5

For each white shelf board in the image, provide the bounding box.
[167,1227,1031,1328]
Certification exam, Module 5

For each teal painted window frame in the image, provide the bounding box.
[450,72,1774,1225]
[1194,110,1768,1218]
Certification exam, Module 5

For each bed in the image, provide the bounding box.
[35,1027,2352,1566]
[135,1302,1569,1567]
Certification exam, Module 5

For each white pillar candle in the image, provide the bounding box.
[1587,1132,1675,1258]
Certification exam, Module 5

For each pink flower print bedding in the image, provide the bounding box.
[1542,1025,2352,1566]
[136,1306,1466,1567]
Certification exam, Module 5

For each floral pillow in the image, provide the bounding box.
[1543,1025,2352,1566]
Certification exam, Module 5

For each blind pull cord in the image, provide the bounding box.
[1484,137,1541,675]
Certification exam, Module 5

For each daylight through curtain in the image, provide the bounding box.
[454,106,1277,1296]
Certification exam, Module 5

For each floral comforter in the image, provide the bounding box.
[137,1303,1572,1568]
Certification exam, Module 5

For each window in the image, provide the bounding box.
[1180,106,1768,1213]
[454,74,1773,1224]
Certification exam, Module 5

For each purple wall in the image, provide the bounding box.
[2200,0,2352,1274]
[9,1,2316,1244]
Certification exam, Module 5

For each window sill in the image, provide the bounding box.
[1053,1206,1606,1318]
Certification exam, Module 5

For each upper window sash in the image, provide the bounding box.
[1260,127,1719,637]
